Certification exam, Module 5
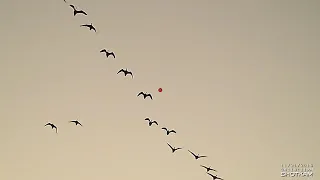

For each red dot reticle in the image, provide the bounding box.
[158,88,162,92]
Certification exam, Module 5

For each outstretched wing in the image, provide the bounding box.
[79,10,87,15]
[146,94,153,99]
[128,72,133,78]
[167,143,174,150]
[117,69,125,74]
[153,121,158,125]
[188,150,197,157]
[137,92,144,97]
[92,26,97,32]
[207,173,215,178]
[80,24,89,27]
[110,52,116,58]
[145,118,150,121]
[199,155,207,158]
[70,4,76,10]
[201,165,209,169]
[176,147,182,150]
[100,49,107,53]
[162,127,168,131]
[169,130,176,133]
[44,123,51,126]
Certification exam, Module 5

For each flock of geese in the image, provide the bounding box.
[45,1,224,180]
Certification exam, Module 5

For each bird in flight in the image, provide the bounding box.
[100,49,115,58]
[137,92,153,100]
[162,127,176,135]
[207,173,223,180]
[45,123,58,133]
[188,150,207,159]
[167,143,182,153]
[69,120,82,126]
[80,23,96,32]
[70,5,87,16]
[117,69,133,78]
[201,165,217,172]
[145,118,158,126]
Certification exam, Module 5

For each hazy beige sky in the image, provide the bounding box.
[0,0,319,180]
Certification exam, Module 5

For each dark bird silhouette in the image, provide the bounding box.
[207,173,223,180]
[162,127,176,135]
[117,69,133,78]
[167,143,182,153]
[188,150,207,159]
[201,165,217,172]
[80,23,96,32]
[137,92,153,100]
[100,49,115,58]
[45,123,58,133]
[70,5,87,16]
[69,120,82,126]
[145,118,158,126]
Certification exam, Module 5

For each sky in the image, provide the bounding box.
[0,0,319,180]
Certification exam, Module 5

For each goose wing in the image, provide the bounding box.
[207,173,215,178]
[80,24,89,27]
[70,5,76,9]
[117,69,125,74]
[128,72,133,78]
[146,94,153,99]
[201,165,209,169]
[188,150,197,157]
[137,92,144,97]
[110,52,115,58]
[79,10,87,15]
[100,49,107,53]
[167,143,174,150]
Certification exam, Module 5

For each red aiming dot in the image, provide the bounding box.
[158,88,163,92]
